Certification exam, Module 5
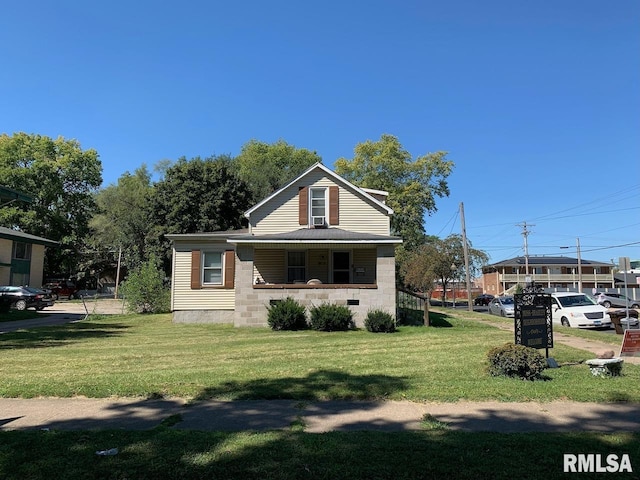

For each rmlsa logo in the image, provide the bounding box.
[564,454,633,473]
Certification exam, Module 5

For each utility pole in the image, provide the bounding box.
[517,222,534,277]
[460,202,473,312]
[576,237,582,293]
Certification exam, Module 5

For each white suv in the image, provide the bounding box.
[550,292,611,328]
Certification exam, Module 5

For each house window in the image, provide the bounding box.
[333,251,350,283]
[202,251,223,285]
[12,242,31,260]
[287,251,306,283]
[310,188,326,226]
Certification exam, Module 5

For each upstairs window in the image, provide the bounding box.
[12,242,31,260]
[310,188,326,227]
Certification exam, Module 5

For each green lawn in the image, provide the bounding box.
[1,428,637,480]
[1,309,639,479]
[1,310,637,402]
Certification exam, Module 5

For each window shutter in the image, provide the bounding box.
[329,186,339,225]
[224,250,235,289]
[298,186,308,225]
[190,250,201,289]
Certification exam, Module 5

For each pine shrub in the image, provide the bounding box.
[487,343,547,380]
[364,309,396,333]
[309,303,354,331]
[267,297,308,330]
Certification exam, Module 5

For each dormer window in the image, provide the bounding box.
[298,185,339,227]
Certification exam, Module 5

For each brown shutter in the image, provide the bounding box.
[190,250,201,289]
[224,250,235,289]
[298,186,308,225]
[329,186,339,225]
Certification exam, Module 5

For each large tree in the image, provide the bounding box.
[0,132,102,277]
[88,165,154,271]
[334,134,453,248]
[235,139,321,203]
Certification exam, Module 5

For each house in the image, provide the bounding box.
[0,226,59,287]
[167,163,402,327]
[480,256,616,295]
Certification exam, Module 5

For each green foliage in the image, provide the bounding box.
[0,133,102,277]
[120,256,170,314]
[309,303,354,331]
[364,309,396,333]
[334,134,453,248]
[235,139,321,203]
[267,297,308,330]
[487,343,547,381]
[88,166,154,271]
[152,155,252,235]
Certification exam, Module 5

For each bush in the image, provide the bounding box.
[120,256,171,314]
[487,343,547,380]
[267,297,308,330]
[309,303,354,331]
[364,309,396,333]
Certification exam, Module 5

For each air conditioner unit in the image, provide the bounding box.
[312,216,326,227]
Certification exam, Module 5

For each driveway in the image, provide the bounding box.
[0,298,126,334]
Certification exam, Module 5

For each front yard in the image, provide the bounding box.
[1,310,637,403]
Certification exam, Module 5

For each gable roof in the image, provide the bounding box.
[244,162,394,219]
[0,226,59,247]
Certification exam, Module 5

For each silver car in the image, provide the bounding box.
[595,292,640,309]
[488,296,515,317]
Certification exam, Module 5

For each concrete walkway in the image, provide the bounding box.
[1,397,639,433]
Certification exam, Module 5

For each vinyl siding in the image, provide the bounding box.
[353,248,376,284]
[253,249,285,284]
[250,172,390,235]
[172,242,235,311]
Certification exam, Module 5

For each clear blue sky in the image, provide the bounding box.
[1,1,638,266]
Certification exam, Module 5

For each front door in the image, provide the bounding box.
[332,251,350,284]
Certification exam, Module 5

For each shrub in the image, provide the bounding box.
[309,303,354,331]
[120,256,171,314]
[364,309,396,333]
[487,343,547,380]
[267,297,308,330]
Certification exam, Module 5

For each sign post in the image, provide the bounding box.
[515,291,553,357]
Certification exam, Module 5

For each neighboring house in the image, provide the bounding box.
[0,226,59,287]
[481,256,617,295]
[167,163,402,327]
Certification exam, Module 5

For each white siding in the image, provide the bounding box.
[250,172,390,235]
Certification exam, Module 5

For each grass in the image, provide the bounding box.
[1,310,638,402]
[0,429,638,479]
[1,308,639,479]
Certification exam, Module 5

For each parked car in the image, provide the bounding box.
[488,296,515,317]
[42,280,79,300]
[594,292,640,309]
[473,294,495,306]
[0,286,55,311]
[550,292,611,328]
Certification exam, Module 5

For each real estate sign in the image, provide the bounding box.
[620,330,640,358]
[514,293,553,351]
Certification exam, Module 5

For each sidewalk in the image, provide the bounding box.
[1,397,639,433]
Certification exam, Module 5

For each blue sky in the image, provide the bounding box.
[1,0,638,265]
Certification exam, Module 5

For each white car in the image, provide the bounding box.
[550,292,611,328]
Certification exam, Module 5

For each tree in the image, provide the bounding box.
[88,165,154,271]
[235,139,321,203]
[0,133,102,277]
[400,243,441,326]
[404,234,489,307]
[334,134,453,248]
[151,155,253,273]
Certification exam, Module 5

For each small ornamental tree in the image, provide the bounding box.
[120,255,170,314]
